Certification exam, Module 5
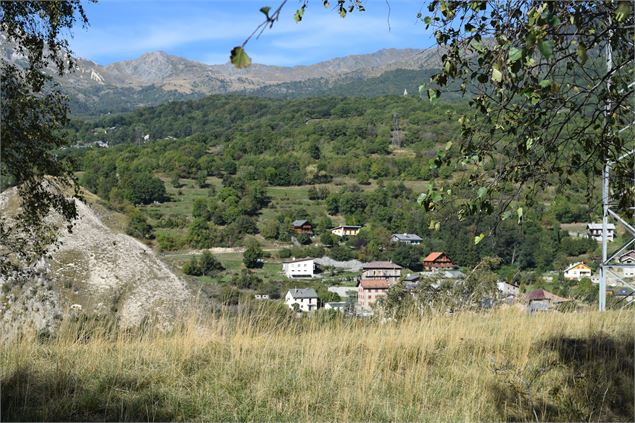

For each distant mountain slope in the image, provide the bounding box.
[1,37,444,114]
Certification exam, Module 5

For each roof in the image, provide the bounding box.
[362,261,402,270]
[587,223,616,230]
[526,289,569,303]
[618,250,635,262]
[392,233,423,241]
[357,279,390,289]
[442,270,465,279]
[292,219,310,227]
[423,252,449,262]
[564,262,591,272]
[613,287,633,297]
[332,225,362,230]
[404,274,421,282]
[283,257,314,264]
[287,288,318,299]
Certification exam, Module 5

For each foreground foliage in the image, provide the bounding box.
[1,307,633,422]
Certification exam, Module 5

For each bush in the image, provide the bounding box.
[243,240,263,268]
[183,252,224,276]
[126,210,154,240]
[120,172,168,205]
[296,232,312,245]
[234,269,263,290]
[330,244,353,261]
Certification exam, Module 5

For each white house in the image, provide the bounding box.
[331,225,362,237]
[254,294,270,300]
[587,223,616,241]
[618,250,635,277]
[390,233,423,245]
[564,262,592,280]
[285,288,319,312]
[282,257,315,279]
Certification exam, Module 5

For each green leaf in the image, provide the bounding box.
[491,67,502,83]
[477,186,488,199]
[539,79,551,88]
[616,1,630,22]
[537,40,553,59]
[230,46,252,69]
[259,6,271,17]
[339,8,346,17]
[507,47,522,63]
[294,7,305,22]
[418,84,426,95]
[516,207,524,223]
[576,43,587,65]
[474,233,485,245]
[444,141,453,151]
[428,88,439,101]
[423,16,432,25]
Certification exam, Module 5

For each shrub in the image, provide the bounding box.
[183,252,224,276]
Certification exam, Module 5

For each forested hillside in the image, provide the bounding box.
[63,94,603,300]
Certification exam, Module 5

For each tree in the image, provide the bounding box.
[183,251,224,276]
[1,1,89,276]
[126,209,154,240]
[296,232,312,245]
[391,244,422,271]
[243,239,263,268]
[120,172,168,205]
[320,232,337,247]
[235,1,634,221]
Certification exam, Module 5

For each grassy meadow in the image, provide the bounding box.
[1,307,633,422]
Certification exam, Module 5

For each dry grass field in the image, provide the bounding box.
[1,306,633,422]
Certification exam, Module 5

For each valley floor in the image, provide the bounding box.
[1,307,633,422]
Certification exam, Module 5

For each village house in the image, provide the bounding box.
[525,289,570,312]
[282,257,316,279]
[291,219,313,234]
[331,225,362,237]
[618,250,635,277]
[361,261,402,285]
[563,262,592,280]
[423,252,455,271]
[357,279,389,310]
[586,223,616,241]
[390,233,423,245]
[285,288,319,312]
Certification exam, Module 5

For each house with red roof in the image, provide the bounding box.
[525,289,570,312]
[423,252,455,271]
[357,278,390,310]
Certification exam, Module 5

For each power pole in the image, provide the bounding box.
[598,7,635,310]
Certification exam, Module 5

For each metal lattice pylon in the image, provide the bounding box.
[599,150,635,311]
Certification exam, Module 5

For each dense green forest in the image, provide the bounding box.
[63,94,605,296]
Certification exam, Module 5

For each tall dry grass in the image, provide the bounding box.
[1,305,633,422]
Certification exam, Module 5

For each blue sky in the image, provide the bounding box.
[69,0,436,66]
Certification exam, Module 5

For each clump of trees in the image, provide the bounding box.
[183,252,224,276]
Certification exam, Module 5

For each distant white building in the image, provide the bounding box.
[390,233,423,245]
[331,225,362,237]
[564,262,592,280]
[282,257,315,279]
[618,250,635,277]
[285,288,318,312]
[254,294,270,300]
[587,223,615,241]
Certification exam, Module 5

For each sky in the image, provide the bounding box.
[69,0,436,66]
